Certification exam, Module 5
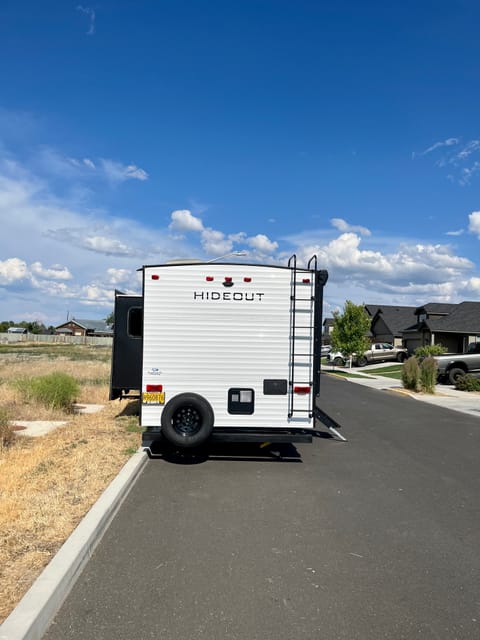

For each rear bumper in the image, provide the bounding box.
[142,427,313,447]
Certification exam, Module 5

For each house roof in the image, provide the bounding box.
[426,301,480,333]
[368,305,417,337]
[56,319,113,334]
[414,302,457,316]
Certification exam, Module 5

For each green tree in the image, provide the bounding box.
[105,311,115,325]
[331,300,371,363]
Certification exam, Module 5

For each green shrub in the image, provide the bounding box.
[401,356,420,391]
[28,372,80,411]
[0,406,15,449]
[420,357,438,394]
[454,374,480,392]
[414,344,446,358]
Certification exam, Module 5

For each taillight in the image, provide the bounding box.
[294,386,310,394]
[146,384,163,392]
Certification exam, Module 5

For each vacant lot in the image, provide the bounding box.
[0,343,141,623]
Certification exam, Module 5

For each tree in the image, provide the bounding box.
[104,311,115,325]
[331,300,371,363]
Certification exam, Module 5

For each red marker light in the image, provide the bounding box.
[294,386,310,394]
[151,274,159,280]
[146,384,163,392]
[225,277,232,282]
[302,278,310,284]
[244,277,252,282]
[206,276,214,281]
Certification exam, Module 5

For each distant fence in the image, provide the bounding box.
[0,333,113,346]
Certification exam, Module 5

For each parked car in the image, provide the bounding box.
[434,343,480,384]
[327,343,409,367]
[321,345,331,357]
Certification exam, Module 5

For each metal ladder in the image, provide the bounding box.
[288,254,315,419]
[288,255,347,441]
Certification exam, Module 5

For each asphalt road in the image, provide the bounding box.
[43,376,480,640]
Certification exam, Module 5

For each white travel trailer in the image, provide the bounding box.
[110,255,344,448]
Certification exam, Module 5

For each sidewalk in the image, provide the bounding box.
[324,365,480,420]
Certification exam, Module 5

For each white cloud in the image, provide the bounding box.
[83,158,96,169]
[169,210,204,232]
[201,228,233,255]
[106,268,133,286]
[99,159,149,182]
[416,137,480,185]
[294,232,473,290]
[78,284,113,306]
[83,235,133,256]
[0,258,29,285]
[468,211,480,237]
[459,162,480,186]
[330,217,371,237]
[446,229,464,236]
[456,140,480,160]
[417,137,459,156]
[44,227,139,257]
[33,149,148,185]
[76,5,96,36]
[30,262,72,280]
[246,234,278,254]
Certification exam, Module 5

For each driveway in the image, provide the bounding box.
[42,376,480,640]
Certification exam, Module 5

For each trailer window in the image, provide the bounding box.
[127,307,143,338]
[228,388,255,414]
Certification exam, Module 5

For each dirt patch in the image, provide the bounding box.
[0,345,142,623]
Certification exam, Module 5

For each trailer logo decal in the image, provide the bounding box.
[147,367,162,376]
[193,291,265,301]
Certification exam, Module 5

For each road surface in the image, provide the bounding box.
[43,376,480,640]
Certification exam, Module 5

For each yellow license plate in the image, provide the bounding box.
[142,392,165,405]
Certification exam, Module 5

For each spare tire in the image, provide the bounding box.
[161,393,214,448]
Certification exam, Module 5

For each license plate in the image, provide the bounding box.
[142,392,165,405]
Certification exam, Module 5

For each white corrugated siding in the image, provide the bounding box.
[141,263,314,429]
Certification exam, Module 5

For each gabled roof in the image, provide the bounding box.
[368,305,417,337]
[427,301,480,333]
[414,302,457,316]
[56,319,113,334]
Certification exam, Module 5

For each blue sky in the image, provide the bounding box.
[1,0,480,325]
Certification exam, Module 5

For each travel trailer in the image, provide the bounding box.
[110,255,345,448]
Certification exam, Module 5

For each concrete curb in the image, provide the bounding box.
[0,449,148,640]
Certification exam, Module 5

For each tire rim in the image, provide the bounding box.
[172,405,202,437]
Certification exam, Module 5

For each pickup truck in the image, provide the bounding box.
[327,343,409,367]
[434,343,480,384]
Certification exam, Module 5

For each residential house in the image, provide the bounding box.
[55,318,113,337]
[402,302,480,353]
[366,304,417,347]
[322,317,334,344]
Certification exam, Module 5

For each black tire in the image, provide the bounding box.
[332,357,344,367]
[357,356,368,367]
[161,393,214,448]
[397,352,407,363]
[448,367,466,385]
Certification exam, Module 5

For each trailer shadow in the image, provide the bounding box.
[146,440,303,464]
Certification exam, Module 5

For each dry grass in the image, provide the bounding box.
[0,344,142,623]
